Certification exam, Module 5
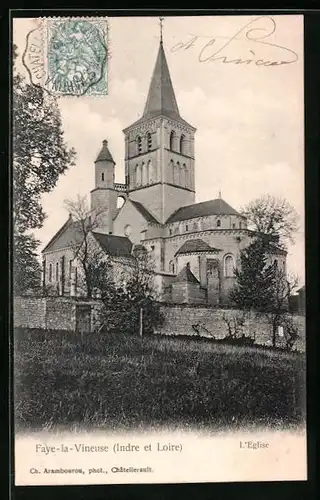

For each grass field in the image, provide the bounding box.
[14,329,306,432]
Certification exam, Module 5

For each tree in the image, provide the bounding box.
[13,46,76,233]
[229,238,277,311]
[65,194,164,334]
[230,238,300,349]
[13,234,42,294]
[264,269,300,348]
[241,195,299,249]
[64,195,111,299]
[101,248,164,336]
[13,44,76,294]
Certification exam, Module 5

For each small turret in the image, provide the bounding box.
[94,139,115,189]
[90,139,118,234]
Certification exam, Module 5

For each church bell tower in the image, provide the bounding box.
[123,28,196,224]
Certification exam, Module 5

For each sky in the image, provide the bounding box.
[13,15,305,282]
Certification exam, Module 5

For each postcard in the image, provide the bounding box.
[12,13,306,485]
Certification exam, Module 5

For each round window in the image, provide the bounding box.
[124,224,132,236]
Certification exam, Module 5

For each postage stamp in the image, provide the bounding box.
[23,17,108,97]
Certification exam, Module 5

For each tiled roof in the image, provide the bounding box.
[95,140,115,163]
[92,232,133,258]
[42,219,133,258]
[175,239,222,256]
[167,198,241,223]
[130,200,160,224]
[174,265,199,284]
[124,42,194,130]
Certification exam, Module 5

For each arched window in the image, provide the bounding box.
[69,260,72,279]
[147,159,152,184]
[142,162,147,185]
[137,135,142,155]
[180,134,186,154]
[177,161,181,185]
[101,172,104,181]
[193,222,198,231]
[169,260,175,274]
[173,161,179,185]
[169,159,174,184]
[170,130,175,150]
[239,221,242,229]
[224,254,235,278]
[49,263,52,282]
[135,164,141,186]
[217,219,221,228]
[186,224,189,232]
[274,259,278,268]
[180,164,186,187]
[147,132,152,151]
[117,196,125,208]
[182,163,187,187]
[56,262,59,281]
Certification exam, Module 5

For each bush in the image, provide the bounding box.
[100,298,164,336]
[222,311,256,344]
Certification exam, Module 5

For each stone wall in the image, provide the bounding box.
[14,297,305,351]
[155,305,306,350]
[45,298,76,331]
[14,296,104,332]
[14,296,47,329]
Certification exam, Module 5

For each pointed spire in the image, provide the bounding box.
[159,17,164,44]
[142,41,181,122]
[123,32,195,131]
[95,139,115,163]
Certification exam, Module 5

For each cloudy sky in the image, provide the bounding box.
[13,15,304,281]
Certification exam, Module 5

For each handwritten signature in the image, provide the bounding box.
[171,16,298,66]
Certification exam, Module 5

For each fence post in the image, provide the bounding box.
[139,307,143,337]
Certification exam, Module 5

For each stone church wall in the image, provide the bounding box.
[42,246,75,296]
[171,282,206,305]
[113,200,149,243]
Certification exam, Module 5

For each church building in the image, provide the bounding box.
[42,36,287,305]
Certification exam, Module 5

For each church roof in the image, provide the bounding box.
[42,217,132,258]
[92,232,133,257]
[166,198,242,223]
[175,239,222,256]
[95,139,115,163]
[42,217,83,253]
[174,264,200,284]
[130,200,160,224]
[124,42,194,130]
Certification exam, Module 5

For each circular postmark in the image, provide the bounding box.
[45,19,108,97]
